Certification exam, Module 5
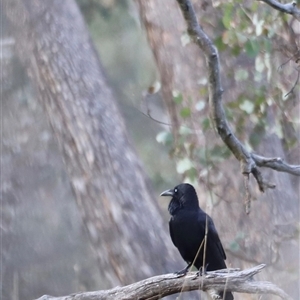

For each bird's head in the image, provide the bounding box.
[160,183,199,215]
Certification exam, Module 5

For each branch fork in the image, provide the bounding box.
[175,0,300,212]
[259,0,300,21]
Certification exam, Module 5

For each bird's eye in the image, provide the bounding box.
[174,188,178,194]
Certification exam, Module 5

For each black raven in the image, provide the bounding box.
[161,183,233,300]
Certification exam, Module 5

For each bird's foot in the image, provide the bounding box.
[174,266,189,277]
[198,265,208,276]
[192,265,208,280]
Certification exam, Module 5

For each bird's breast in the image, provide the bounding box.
[170,211,206,262]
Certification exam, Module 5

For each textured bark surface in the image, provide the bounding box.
[3,0,179,286]
[135,0,207,142]
[35,265,293,300]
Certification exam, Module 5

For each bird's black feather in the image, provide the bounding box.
[161,183,233,300]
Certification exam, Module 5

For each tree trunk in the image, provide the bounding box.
[3,0,179,286]
[136,1,211,142]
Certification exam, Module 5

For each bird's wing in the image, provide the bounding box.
[169,218,178,248]
[208,218,227,260]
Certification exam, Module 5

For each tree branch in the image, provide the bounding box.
[258,0,300,21]
[175,0,300,210]
[35,265,292,300]
[252,153,300,175]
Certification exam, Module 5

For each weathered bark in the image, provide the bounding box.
[3,0,179,286]
[135,0,208,143]
[35,265,293,300]
[260,0,300,21]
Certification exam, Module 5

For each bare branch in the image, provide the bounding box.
[243,174,251,214]
[174,0,300,205]
[252,165,277,191]
[284,69,300,97]
[252,153,300,176]
[175,0,271,194]
[258,0,300,21]
[35,265,292,300]
[175,1,250,169]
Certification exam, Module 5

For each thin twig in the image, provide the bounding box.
[277,56,293,71]
[258,0,300,21]
[284,69,300,97]
[135,106,172,126]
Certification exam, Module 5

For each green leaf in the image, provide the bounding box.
[172,90,183,104]
[236,231,245,239]
[227,101,240,109]
[202,118,211,131]
[176,158,194,174]
[250,124,264,148]
[214,36,227,51]
[195,101,205,111]
[255,56,265,73]
[239,100,255,114]
[274,121,283,138]
[229,241,240,252]
[181,32,191,47]
[236,32,247,44]
[156,131,173,145]
[186,167,198,181]
[199,86,208,96]
[210,145,231,160]
[251,1,259,11]
[180,107,191,118]
[179,126,193,135]
[254,88,266,106]
[254,71,263,82]
[263,38,272,53]
[234,69,249,81]
[222,4,234,29]
[197,78,208,85]
[253,14,265,36]
[224,106,234,121]
[255,20,264,36]
[231,45,241,56]
[245,40,260,58]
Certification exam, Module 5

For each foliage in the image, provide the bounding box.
[157,1,299,191]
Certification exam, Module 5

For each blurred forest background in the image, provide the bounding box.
[1,0,300,300]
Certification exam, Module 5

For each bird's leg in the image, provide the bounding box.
[175,263,192,277]
[195,264,208,278]
[190,265,206,280]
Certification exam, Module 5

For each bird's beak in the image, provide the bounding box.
[160,189,174,197]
